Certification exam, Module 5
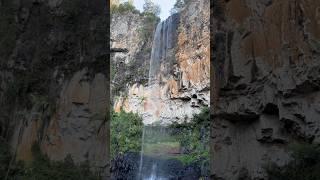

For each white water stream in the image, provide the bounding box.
[138,14,179,180]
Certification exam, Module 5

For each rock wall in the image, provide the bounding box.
[0,0,109,178]
[111,10,157,98]
[112,0,210,124]
[211,0,320,179]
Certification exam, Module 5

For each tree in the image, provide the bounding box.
[111,110,143,158]
[111,0,138,14]
[111,0,120,7]
[170,0,188,14]
[127,0,134,5]
[143,0,161,16]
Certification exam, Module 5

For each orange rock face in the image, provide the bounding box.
[174,0,210,92]
[169,0,211,117]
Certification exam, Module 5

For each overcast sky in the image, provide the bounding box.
[133,0,175,20]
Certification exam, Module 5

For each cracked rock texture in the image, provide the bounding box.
[211,0,320,179]
[0,0,109,178]
[111,10,157,97]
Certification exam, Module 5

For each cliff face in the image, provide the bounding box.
[111,10,157,123]
[112,0,210,124]
[111,11,155,91]
[0,0,109,178]
[211,0,320,179]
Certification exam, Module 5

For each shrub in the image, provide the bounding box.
[138,13,160,41]
[111,2,139,14]
[143,0,161,16]
[111,110,143,158]
[266,143,320,180]
[169,107,210,166]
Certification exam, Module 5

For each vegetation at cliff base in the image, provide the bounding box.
[266,143,320,180]
[0,142,100,180]
[169,107,210,167]
[136,108,210,177]
[111,110,143,158]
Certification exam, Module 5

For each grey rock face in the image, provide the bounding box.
[211,0,320,179]
[0,0,109,178]
[41,70,108,173]
[111,11,158,97]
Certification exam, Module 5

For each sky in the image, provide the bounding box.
[132,0,175,20]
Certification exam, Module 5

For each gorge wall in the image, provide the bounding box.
[112,0,210,124]
[2,0,319,179]
[0,0,109,178]
[211,0,320,179]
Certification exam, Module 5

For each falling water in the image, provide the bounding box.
[148,164,157,180]
[138,13,180,179]
[138,126,145,179]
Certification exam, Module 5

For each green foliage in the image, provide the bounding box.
[169,107,210,166]
[138,96,146,104]
[144,142,180,157]
[176,151,209,166]
[111,2,159,96]
[266,143,320,180]
[111,2,140,14]
[0,142,99,180]
[143,0,161,16]
[138,13,160,41]
[170,0,190,14]
[111,61,117,80]
[111,110,143,158]
[141,125,179,157]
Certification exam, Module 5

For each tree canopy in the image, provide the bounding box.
[143,0,161,16]
[170,0,189,14]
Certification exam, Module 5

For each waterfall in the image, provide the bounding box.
[148,164,157,180]
[138,126,145,179]
[143,13,179,125]
[148,13,178,84]
[138,13,179,179]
